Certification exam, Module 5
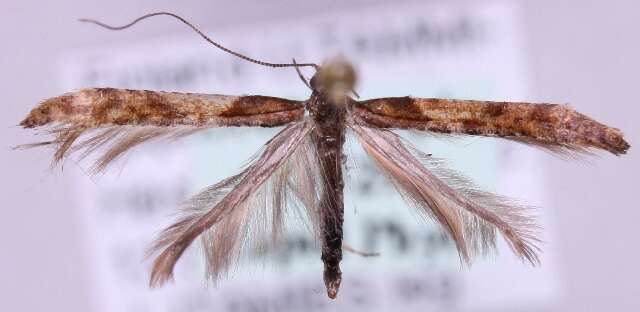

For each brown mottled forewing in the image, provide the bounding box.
[21,88,304,128]
[352,97,630,156]
[19,88,304,171]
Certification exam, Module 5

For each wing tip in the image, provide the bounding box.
[21,94,77,129]
[20,108,50,129]
[611,138,631,156]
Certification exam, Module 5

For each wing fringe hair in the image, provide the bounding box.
[21,124,208,172]
[146,120,323,285]
[350,123,541,264]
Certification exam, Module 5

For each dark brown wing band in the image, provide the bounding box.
[352,97,630,155]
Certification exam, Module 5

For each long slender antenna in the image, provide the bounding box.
[79,12,319,70]
[292,58,312,91]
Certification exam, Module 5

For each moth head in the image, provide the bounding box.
[311,56,357,105]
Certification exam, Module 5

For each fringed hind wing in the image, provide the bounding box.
[19,88,305,172]
[349,122,540,265]
[147,119,323,286]
[352,97,630,156]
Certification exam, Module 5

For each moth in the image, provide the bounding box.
[19,12,630,299]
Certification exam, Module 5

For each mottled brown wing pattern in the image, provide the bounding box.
[21,88,304,128]
[19,88,304,171]
[352,97,630,156]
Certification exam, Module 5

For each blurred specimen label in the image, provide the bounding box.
[57,2,563,312]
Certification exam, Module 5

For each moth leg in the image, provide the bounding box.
[343,243,380,257]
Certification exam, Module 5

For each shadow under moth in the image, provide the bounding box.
[19,12,630,299]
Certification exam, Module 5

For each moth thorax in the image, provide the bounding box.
[315,56,357,106]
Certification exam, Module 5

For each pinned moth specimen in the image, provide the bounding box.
[19,13,630,299]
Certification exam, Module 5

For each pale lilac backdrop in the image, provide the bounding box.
[1,1,638,311]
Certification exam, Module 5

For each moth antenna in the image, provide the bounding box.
[79,12,319,69]
[292,58,313,91]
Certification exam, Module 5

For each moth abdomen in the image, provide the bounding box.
[309,91,347,299]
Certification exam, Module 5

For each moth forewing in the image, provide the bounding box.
[352,97,630,156]
[20,88,304,171]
